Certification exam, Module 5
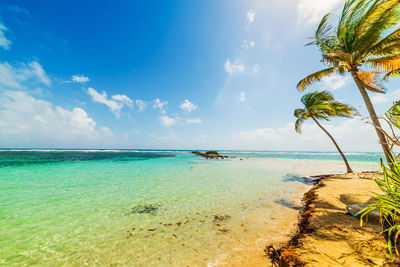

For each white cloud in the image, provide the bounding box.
[232,118,381,151]
[0,61,51,89]
[253,64,261,75]
[297,0,345,24]
[158,115,177,127]
[100,126,114,137]
[239,92,246,102]
[0,62,22,88]
[0,90,108,145]
[136,99,147,111]
[112,94,133,108]
[26,62,51,86]
[179,99,197,113]
[321,74,350,91]
[372,89,400,104]
[87,88,123,118]
[242,40,255,49]
[87,89,134,117]
[72,74,90,83]
[246,10,256,23]
[224,59,245,74]
[186,118,202,124]
[153,98,168,114]
[0,24,11,50]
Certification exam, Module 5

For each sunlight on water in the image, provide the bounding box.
[0,151,379,266]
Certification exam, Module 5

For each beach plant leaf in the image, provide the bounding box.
[386,101,400,130]
[360,158,400,257]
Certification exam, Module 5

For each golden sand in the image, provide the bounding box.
[295,173,393,266]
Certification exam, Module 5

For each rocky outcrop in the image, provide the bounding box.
[191,151,229,159]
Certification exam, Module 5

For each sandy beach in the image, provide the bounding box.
[273,172,396,266]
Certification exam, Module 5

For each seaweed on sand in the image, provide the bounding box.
[129,204,160,214]
[266,178,324,266]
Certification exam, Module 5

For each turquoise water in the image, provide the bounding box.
[0,150,380,266]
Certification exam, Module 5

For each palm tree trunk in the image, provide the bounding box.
[310,116,353,173]
[350,70,392,164]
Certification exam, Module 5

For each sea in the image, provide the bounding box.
[0,150,381,266]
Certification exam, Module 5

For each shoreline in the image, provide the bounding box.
[267,172,395,266]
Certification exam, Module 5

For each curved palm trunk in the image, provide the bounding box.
[310,116,353,173]
[350,71,392,164]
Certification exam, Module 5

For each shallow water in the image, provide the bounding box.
[0,150,380,266]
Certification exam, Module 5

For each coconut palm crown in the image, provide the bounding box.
[297,0,400,163]
[295,91,356,173]
[295,91,355,132]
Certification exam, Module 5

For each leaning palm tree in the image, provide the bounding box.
[295,91,356,173]
[297,0,400,163]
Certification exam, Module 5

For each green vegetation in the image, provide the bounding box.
[294,91,355,173]
[297,0,400,163]
[361,100,400,257]
[205,151,219,155]
[361,159,400,257]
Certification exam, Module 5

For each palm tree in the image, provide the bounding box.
[295,91,356,173]
[297,0,400,163]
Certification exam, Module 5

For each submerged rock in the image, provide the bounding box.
[129,204,160,214]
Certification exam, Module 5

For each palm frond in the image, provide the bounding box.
[323,51,353,68]
[357,71,385,93]
[338,0,371,52]
[366,55,400,72]
[330,101,357,117]
[297,68,336,91]
[301,90,334,107]
[307,13,335,53]
[354,0,400,54]
[368,28,400,57]
[313,113,330,121]
[384,68,400,79]
[295,118,304,133]
[294,108,306,118]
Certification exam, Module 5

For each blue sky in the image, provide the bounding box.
[1,0,400,151]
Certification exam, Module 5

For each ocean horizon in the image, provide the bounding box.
[0,150,380,266]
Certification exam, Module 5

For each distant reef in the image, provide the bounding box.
[191,151,230,159]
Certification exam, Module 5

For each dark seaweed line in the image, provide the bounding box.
[265,176,326,267]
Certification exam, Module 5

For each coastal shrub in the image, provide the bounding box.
[360,159,400,257]
[205,151,219,155]
[386,101,400,130]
